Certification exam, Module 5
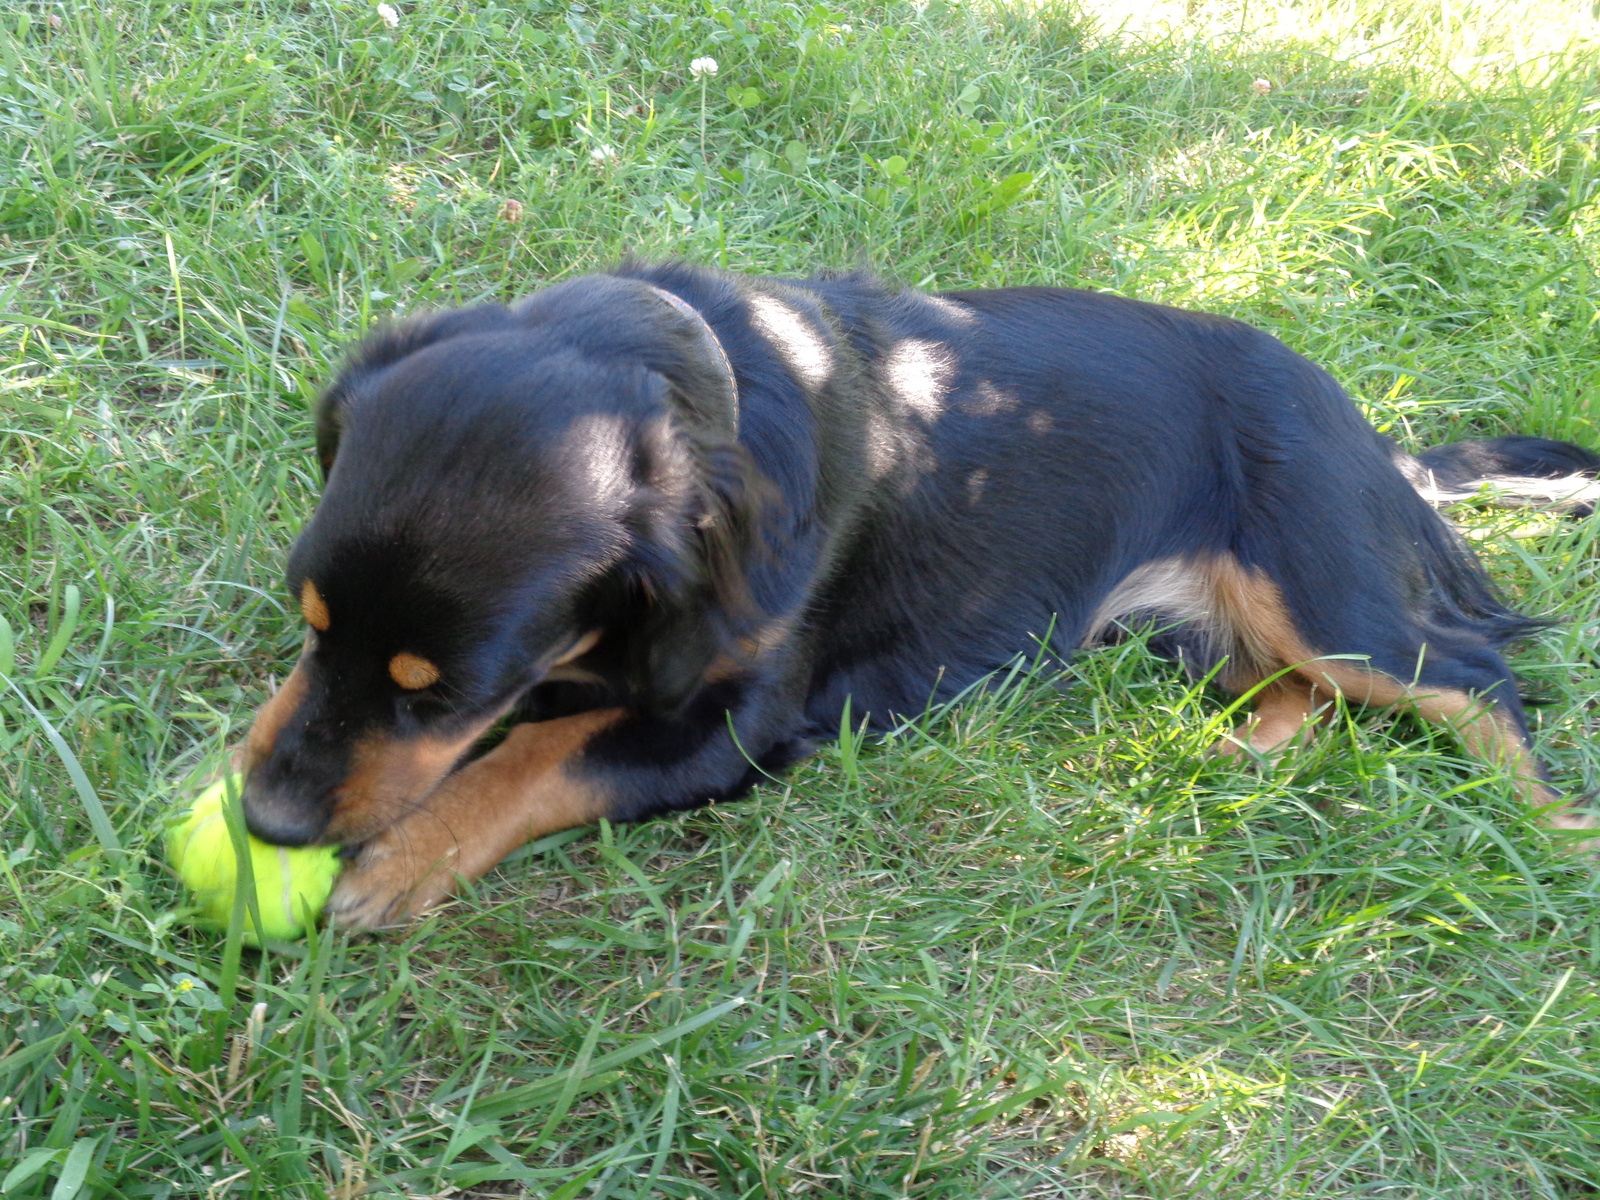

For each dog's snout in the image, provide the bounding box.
[242,775,332,847]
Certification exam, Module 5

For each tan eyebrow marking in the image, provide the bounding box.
[389,652,441,690]
[300,580,331,631]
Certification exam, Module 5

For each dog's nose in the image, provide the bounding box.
[245,805,326,847]
[242,778,330,847]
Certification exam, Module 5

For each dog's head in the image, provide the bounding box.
[242,274,766,846]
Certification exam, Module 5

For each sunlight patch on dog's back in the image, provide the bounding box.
[863,408,938,483]
[884,337,953,422]
[747,293,833,388]
[921,294,981,326]
[966,468,988,507]
[959,380,1020,417]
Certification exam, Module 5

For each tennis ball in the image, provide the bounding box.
[166,774,341,943]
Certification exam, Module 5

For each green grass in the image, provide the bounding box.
[3,0,1600,1195]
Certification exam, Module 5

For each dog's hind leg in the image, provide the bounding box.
[1292,648,1596,837]
[1084,557,1333,758]
[1204,555,1596,838]
[1212,674,1326,758]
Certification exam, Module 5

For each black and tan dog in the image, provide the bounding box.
[239,261,1600,928]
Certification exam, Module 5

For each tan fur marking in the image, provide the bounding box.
[326,709,625,927]
[1083,557,1213,647]
[1214,676,1325,757]
[1197,558,1300,689]
[389,652,441,690]
[300,580,331,631]
[1204,556,1593,832]
[323,718,502,845]
[703,655,748,684]
[244,659,310,770]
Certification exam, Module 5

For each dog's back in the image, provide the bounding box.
[777,279,1578,730]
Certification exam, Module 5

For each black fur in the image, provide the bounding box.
[249,262,1595,845]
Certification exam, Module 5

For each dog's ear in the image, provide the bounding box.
[314,304,516,479]
[512,272,769,709]
[313,384,349,480]
[514,274,743,438]
[623,398,773,715]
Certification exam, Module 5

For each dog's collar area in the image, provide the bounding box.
[642,284,740,434]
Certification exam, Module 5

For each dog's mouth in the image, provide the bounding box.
[244,631,609,847]
[244,716,499,847]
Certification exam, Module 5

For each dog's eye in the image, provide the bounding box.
[399,692,449,720]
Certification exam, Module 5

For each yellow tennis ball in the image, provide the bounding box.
[166,774,341,943]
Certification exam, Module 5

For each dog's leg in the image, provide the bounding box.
[1295,656,1598,841]
[326,709,624,929]
[1213,676,1325,757]
[1206,556,1597,841]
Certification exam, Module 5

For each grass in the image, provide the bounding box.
[2,0,1599,1194]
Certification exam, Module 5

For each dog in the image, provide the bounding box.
[238,261,1600,929]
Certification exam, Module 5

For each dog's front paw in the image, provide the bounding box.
[324,830,463,931]
[320,713,622,931]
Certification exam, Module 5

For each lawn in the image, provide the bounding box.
[2,0,1599,1195]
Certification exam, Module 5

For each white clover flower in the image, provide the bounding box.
[690,57,719,78]
[376,3,400,28]
[589,144,618,165]
[1251,78,1272,95]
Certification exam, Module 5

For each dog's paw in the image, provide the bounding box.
[1545,802,1600,856]
[324,832,463,931]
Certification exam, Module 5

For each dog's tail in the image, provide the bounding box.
[1398,435,1600,516]
[1383,435,1597,653]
